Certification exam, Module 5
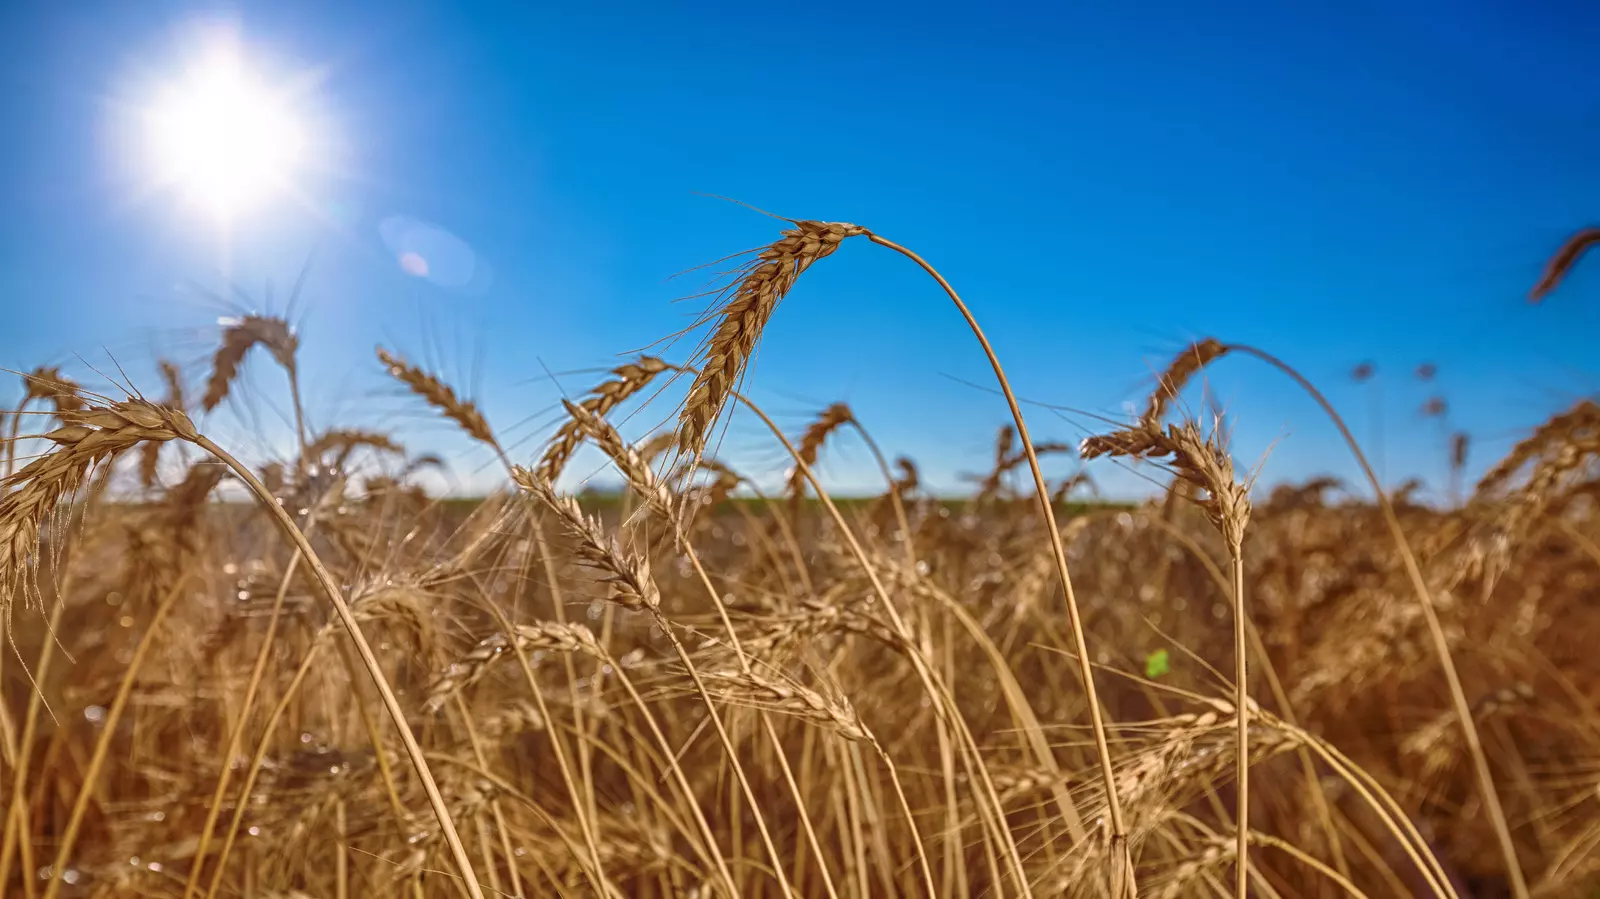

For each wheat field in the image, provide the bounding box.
[0,219,1596,899]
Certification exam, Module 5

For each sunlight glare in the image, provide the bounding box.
[142,37,307,219]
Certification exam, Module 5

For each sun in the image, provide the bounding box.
[138,35,310,220]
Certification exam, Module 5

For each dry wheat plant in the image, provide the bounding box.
[0,216,1597,899]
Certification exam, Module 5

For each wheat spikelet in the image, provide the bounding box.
[202,315,298,411]
[1144,339,1229,427]
[1152,835,1234,899]
[682,458,743,518]
[894,456,919,494]
[1392,477,1426,506]
[739,594,902,656]
[537,356,669,481]
[1499,429,1600,542]
[1530,226,1600,302]
[138,361,192,489]
[137,443,162,491]
[426,622,602,713]
[993,423,1015,469]
[511,466,661,610]
[165,463,227,547]
[787,402,853,502]
[157,359,186,411]
[1403,684,1535,785]
[675,219,867,464]
[1451,431,1470,472]
[975,440,1077,499]
[376,346,497,448]
[1046,710,1298,891]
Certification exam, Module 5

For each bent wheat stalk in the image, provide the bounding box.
[1226,342,1525,899]
[865,230,1132,885]
[672,217,1129,892]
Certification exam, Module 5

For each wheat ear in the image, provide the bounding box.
[1530,226,1599,302]
[377,346,499,451]
[512,468,802,898]
[675,219,867,465]
[201,315,298,411]
[787,403,854,503]
[672,220,1130,887]
[1143,338,1230,428]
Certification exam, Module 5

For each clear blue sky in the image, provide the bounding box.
[1,1,1596,499]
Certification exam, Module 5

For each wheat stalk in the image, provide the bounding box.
[1227,340,1523,899]
[1083,405,1253,895]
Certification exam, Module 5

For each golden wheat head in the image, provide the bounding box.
[1144,338,1229,427]
[510,466,661,610]
[0,400,196,613]
[202,315,298,412]
[787,402,853,502]
[675,219,867,465]
[376,346,497,448]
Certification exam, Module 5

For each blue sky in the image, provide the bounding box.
[1,1,1596,499]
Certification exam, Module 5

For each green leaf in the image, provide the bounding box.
[1144,648,1170,679]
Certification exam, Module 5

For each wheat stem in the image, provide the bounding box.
[1229,546,1248,899]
